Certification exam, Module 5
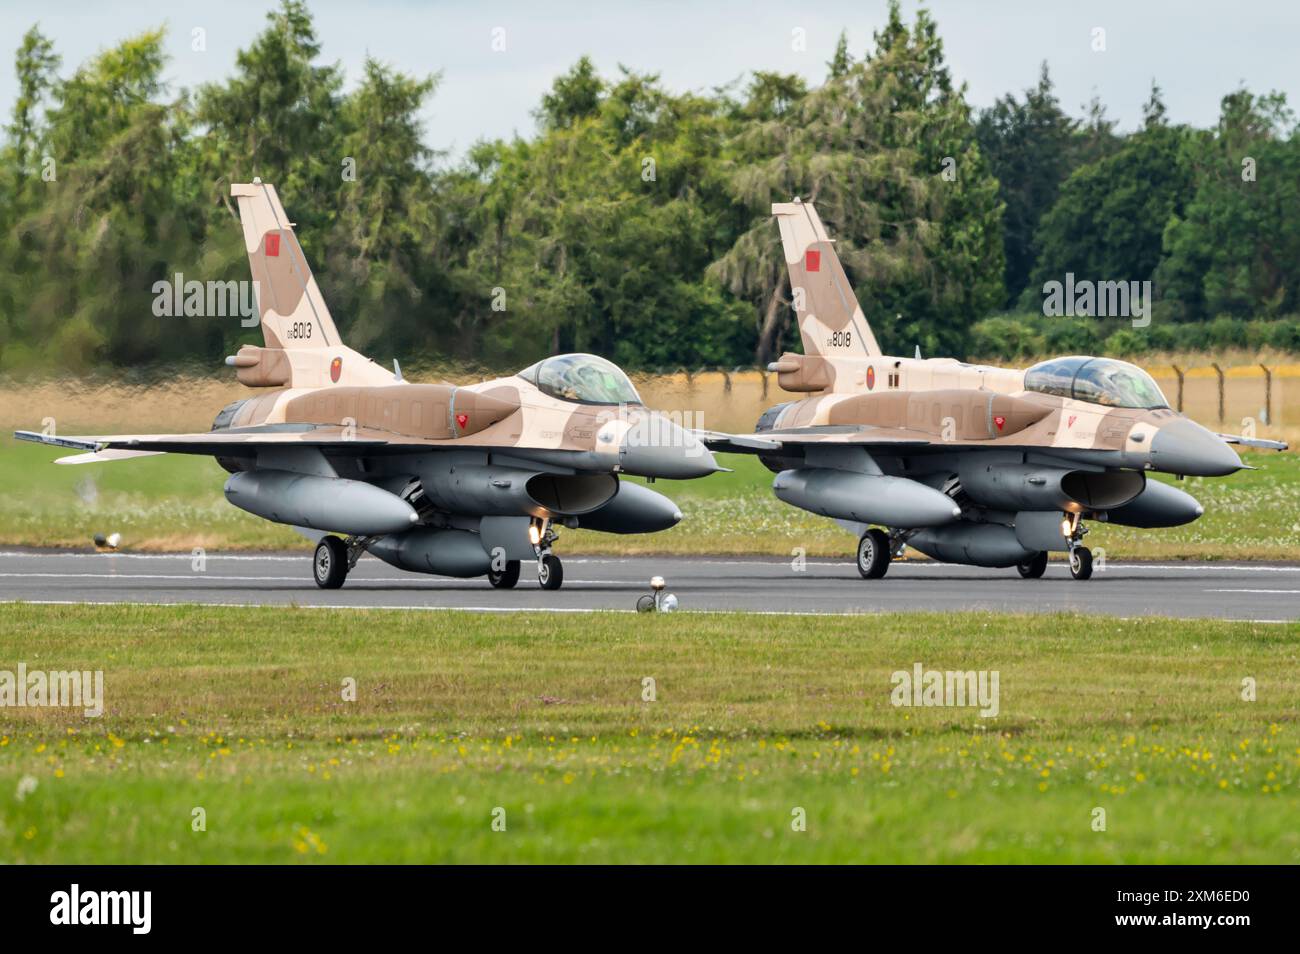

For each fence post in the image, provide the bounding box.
[1259,363,1272,425]
[1171,364,1185,413]
[760,369,769,399]
[1211,363,1225,422]
[720,367,732,393]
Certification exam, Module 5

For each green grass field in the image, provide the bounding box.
[0,604,1295,863]
[1,436,1297,559]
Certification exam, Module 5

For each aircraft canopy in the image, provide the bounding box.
[519,353,643,406]
[1025,356,1170,410]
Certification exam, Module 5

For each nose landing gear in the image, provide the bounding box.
[531,517,564,590]
[1069,546,1093,580]
[1062,513,1093,581]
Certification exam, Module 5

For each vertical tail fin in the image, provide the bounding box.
[773,199,881,358]
[231,180,341,351]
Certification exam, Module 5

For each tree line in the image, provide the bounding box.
[2,0,1298,378]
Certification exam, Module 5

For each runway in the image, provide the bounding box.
[0,549,1296,621]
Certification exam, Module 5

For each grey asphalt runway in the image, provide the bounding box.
[0,549,1296,621]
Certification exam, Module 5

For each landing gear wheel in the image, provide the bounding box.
[488,560,521,589]
[313,536,348,589]
[1069,546,1093,581]
[1017,551,1048,579]
[538,553,564,591]
[856,528,891,580]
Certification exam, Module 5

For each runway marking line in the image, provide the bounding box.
[0,572,626,587]
[1,598,1293,624]
[1205,588,1300,594]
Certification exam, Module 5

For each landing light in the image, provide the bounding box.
[528,524,542,546]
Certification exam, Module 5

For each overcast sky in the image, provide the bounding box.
[2,0,1298,161]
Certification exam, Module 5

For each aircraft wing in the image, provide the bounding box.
[15,425,389,462]
[696,426,931,454]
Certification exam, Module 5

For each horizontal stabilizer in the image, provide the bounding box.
[17,425,387,458]
[55,449,166,465]
[693,430,782,453]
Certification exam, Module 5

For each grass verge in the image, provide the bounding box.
[0,603,1295,863]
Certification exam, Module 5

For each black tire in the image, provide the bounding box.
[856,528,891,580]
[488,560,521,589]
[636,594,656,613]
[1017,551,1048,579]
[538,553,564,591]
[313,536,348,589]
[1069,546,1093,581]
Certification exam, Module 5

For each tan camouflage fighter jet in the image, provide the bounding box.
[17,180,720,590]
[700,199,1288,581]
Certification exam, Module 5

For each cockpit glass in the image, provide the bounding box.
[519,353,642,405]
[1024,356,1170,410]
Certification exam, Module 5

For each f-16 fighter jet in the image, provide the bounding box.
[701,199,1287,581]
[17,180,719,590]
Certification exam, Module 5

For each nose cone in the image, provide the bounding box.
[1149,419,1243,477]
[618,413,720,479]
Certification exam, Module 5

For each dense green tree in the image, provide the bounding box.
[194,0,343,235]
[2,28,205,370]
[328,59,442,358]
[1028,90,1194,302]
[1157,89,1300,320]
[976,63,1077,305]
[712,1,1005,361]
[3,0,1298,376]
[537,56,603,130]
[5,26,59,171]
[439,67,747,368]
[0,26,61,367]
[827,30,853,79]
[1073,94,1122,167]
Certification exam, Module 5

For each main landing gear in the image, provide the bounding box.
[310,524,565,592]
[857,528,911,580]
[1016,551,1048,579]
[851,518,1095,583]
[313,534,364,589]
[487,560,521,589]
[856,528,891,579]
